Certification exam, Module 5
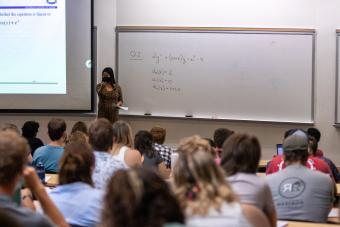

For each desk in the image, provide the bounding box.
[258,159,269,173]
[257,172,266,177]
[259,159,269,168]
[286,221,339,226]
[45,174,59,187]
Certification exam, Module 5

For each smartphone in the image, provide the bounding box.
[276,144,283,156]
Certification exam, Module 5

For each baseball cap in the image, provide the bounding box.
[283,129,309,152]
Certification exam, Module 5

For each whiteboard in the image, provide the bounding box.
[116,27,315,123]
[336,31,340,124]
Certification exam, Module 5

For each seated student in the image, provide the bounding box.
[71,121,88,136]
[49,141,103,227]
[266,129,332,178]
[67,131,88,144]
[221,133,277,227]
[134,130,170,179]
[0,209,22,227]
[32,118,67,173]
[172,135,270,227]
[307,127,324,157]
[1,123,20,134]
[89,119,125,190]
[0,131,68,227]
[150,126,173,169]
[308,129,340,182]
[1,124,33,205]
[266,129,334,223]
[204,138,220,164]
[22,121,44,156]
[68,121,89,144]
[111,121,142,167]
[213,128,234,158]
[101,167,184,227]
[2,123,32,164]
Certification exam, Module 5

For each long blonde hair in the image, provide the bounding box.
[173,135,236,216]
[111,121,134,155]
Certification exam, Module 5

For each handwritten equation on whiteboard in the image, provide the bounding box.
[128,50,205,93]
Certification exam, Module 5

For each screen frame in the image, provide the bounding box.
[0,0,95,114]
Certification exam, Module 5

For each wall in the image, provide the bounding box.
[116,0,340,162]
[1,0,340,163]
[94,0,116,81]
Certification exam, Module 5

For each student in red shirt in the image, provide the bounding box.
[266,129,333,179]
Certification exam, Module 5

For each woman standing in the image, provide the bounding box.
[96,67,123,124]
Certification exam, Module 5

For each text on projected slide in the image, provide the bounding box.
[0,0,66,94]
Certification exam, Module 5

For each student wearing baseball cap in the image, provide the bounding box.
[266,129,334,223]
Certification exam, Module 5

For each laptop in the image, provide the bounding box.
[276,144,283,156]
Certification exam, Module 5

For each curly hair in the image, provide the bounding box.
[134,130,156,158]
[173,135,236,216]
[150,126,166,144]
[101,167,184,227]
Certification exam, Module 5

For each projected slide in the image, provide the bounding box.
[0,0,66,94]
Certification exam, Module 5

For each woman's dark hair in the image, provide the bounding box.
[307,127,321,142]
[308,136,318,156]
[101,167,185,227]
[221,133,261,176]
[213,128,234,149]
[22,121,40,138]
[134,130,156,158]
[102,67,116,85]
[59,141,95,186]
[71,121,88,135]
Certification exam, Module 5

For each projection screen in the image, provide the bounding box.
[0,0,94,112]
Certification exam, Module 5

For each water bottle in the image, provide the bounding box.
[36,162,45,184]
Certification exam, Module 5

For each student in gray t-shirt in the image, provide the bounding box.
[266,129,334,223]
[0,131,68,227]
[221,133,277,227]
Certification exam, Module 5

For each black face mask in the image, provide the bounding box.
[102,77,111,83]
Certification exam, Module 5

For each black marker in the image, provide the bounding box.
[185,114,193,118]
[144,113,152,116]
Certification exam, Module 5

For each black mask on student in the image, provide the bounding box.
[102,77,111,83]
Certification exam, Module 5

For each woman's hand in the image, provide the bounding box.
[117,101,123,107]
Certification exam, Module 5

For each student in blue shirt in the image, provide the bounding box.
[49,141,103,227]
[32,118,67,173]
